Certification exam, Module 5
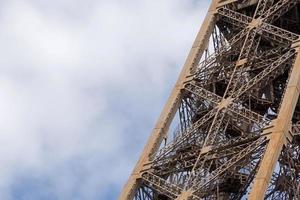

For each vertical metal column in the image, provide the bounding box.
[249,46,300,200]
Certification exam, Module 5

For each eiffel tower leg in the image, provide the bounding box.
[249,46,300,200]
[118,1,219,200]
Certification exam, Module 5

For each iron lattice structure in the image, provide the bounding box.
[120,0,300,199]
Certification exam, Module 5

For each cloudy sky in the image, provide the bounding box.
[0,0,209,199]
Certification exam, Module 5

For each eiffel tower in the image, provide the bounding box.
[119,0,300,199]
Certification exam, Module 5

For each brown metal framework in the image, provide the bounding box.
[119,0,300,199]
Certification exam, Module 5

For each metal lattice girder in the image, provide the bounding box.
[217,7,299,43]
[202,51,291,86]
[224,49,294,98]
[155,132,261,168]
[153,108,217,161]
[254,0,275,18]
[260,0,300,22]
[184,83,222,104]
[152,131,262,172]
[185,83,268,125]
[141,172,183,198]
[251,46,288,64]
[231,49,296,99]
[192,134,263,171]
[217,7,251,27]
[264,143,300,199]
[201,110,227,146]
[147,133,266,198]
[223,31,258,97]
[121,0,300,199]
[261,23,299,43]
[238,30,257,60]
[154,137,256,178]
[227,103,269,126]
[193,28,249,77]
[191,136,268,194]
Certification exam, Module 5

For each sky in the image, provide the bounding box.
[0,0,209,199]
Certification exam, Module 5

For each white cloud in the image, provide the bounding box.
[0,0,208,199]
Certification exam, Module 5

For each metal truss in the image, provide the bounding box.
[264,142,300,199]
[120,0,300,200]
